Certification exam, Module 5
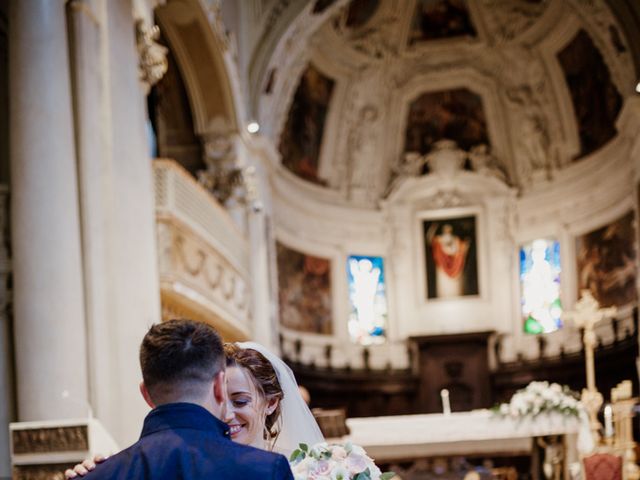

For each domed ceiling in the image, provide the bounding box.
[252,0,637,207]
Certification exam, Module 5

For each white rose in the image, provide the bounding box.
[330,466,350,480]
[331,446,348,461]
[350,444,366,456]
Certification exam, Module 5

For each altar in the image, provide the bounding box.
[343,409,593,477]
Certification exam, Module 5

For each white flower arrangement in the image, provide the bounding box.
[289,442,395,480]
[494,381,582,419]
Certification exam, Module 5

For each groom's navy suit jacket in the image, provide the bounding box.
[81,402,294,480]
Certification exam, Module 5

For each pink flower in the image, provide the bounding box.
[346,454,368,475]
[312,460,333,477]
[308,475,331,480]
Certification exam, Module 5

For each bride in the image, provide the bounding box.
[66,341,325,477]
[224,341,325,454]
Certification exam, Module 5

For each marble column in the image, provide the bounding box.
[248,208,277,350]
[9,0,89,420]
[0,186,12,476]
[67,0,110,431]
[242,153,279,351]
[0,3,12,475]
[97,0,161,445]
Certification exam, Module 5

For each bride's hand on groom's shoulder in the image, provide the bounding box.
[64,454,109,478]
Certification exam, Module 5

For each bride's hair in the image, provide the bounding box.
[224,343,284,443]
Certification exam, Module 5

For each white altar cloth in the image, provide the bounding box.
[343,409,593,461]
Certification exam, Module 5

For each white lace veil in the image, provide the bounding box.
[235,342,325,455]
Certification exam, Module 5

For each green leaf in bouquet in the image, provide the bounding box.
[353,468,372,480]
[300,443,309,452]
[380,472,396,480]
[289,449,305,463]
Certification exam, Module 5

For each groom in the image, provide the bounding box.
[69,319,293,479]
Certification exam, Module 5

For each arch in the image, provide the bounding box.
[385,67,513,187]
[155,0,240,137]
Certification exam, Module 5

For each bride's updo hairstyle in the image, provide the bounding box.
[224,343,284,443]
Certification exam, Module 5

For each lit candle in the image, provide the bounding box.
[441,389,451,415]
[604,404,614,438]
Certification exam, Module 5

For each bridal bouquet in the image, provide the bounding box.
[289,442,395,480]
[494,381,582,419]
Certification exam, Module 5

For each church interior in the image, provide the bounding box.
[2,0,640,478]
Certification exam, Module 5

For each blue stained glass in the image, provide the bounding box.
[347,255,388,345]
[520,239,563,334]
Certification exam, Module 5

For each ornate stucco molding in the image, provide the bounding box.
[157,220,251,321]
[154,160,252,338]
[197,135,263,212]
[135,20,168,92]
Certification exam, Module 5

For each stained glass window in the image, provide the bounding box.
[347,255,388,345]
[520,239,563,334]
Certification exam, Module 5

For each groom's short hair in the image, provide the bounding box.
[140,319,224,403]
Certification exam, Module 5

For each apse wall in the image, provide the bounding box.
[254,0,640,370]
[267,97,640,369]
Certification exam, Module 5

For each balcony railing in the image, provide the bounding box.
[154,159,251,339]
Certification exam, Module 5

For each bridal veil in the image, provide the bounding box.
[236,342,325,455]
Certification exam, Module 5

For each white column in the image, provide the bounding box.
[0,186,12,476]
[0,3,12,475]
[9,0,89,419]
[67,0,112,431]
[249,209,277,350]
[98,0,161,445]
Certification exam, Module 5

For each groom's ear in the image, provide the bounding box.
[213,370,226,405]
[139,382,156,408]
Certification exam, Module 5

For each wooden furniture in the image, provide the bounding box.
[490,466,518,480]
[491,314,638,406]
[312,408,350,439]
[285,362,419,418]
[409,331,493,413]
[583,453,623,480]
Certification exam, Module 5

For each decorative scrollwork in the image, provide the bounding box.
[135,20,168,92]
[198,136,263,212]
[12,426,88,454]
[164,223,250,318]
[173,234,206,277]
[13,464,69,480]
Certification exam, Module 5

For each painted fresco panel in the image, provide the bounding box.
[576,212,637,308]
[423,216,479,299]
[345,0,380,28]
[558,30,622,158]
[405,88,489,156]
[277,242,333,334]
[279,64,334,185]
[409,0,476,44]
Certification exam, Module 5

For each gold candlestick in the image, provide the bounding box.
[611,382,639,480]
[562,290,616,446]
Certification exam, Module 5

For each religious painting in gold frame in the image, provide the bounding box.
[423,215,479,299]
[276,241,333,334]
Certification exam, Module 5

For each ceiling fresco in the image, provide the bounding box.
[408,0,477,44]
[558,29,623,159]
[253,0,636,204]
